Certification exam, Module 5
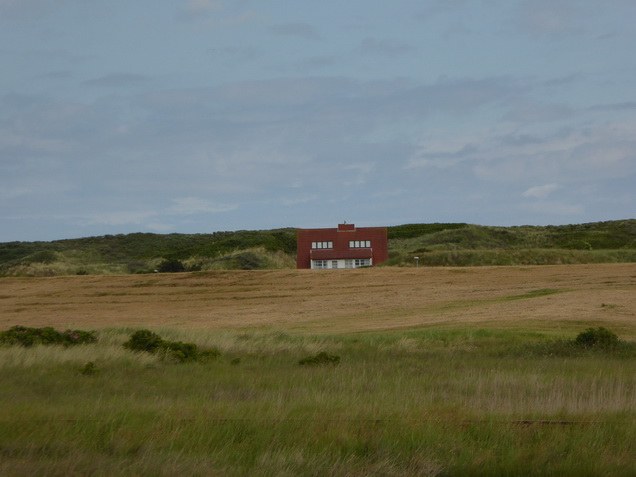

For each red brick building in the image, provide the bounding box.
[296,223,388,269]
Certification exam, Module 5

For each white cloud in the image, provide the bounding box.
[408,119,636,187]
[176,1,264,27]
[522,201,584,216]
[272,194,319,206]
[176,0,226,24]
[341,162,376,186]
[0,0,51,20]
[472,158,528,183]
[206,46,262,65]
[504,101,574,123]
[269,23,320,41]
[523,183,559,199]
[357,38,416,57]
[84,210,157,226]
[83,74,148,88]
[183,0,222,14]
[571,139,636,170]
[168,197,237,215]
[416,0,469,20]
[516,0,585,38]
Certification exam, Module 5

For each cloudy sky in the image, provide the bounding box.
[1,0,635,242]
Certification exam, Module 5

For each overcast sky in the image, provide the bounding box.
[1,0,635,242]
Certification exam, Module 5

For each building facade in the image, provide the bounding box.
[296,223,388,269]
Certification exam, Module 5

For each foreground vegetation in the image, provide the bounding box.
[1,326,634,476]
[0,220,634,276]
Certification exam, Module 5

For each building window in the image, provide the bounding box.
[332,260,338,269]
[313,260,328,269]
[354,259,370,267]
[345,259,353,269]
[349,240,371,248]
[311,241,333,249]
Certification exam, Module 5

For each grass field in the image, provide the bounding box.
[1,264,635,475]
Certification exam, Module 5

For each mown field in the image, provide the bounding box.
[1,264,635,476]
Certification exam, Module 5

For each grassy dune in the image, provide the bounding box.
[1,220,634,276]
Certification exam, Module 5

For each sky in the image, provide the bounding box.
[1,0,635,242]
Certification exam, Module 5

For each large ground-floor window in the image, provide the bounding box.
[312,258,372,269]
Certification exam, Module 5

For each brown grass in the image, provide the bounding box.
[0,263,634,335]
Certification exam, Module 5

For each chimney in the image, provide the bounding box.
[338,223,355,231]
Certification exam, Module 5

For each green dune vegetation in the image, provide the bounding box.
[1,220,635,276]
[386,220,636,267]
[1,325,635,475]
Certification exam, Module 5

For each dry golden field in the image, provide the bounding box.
[1,263,634,336]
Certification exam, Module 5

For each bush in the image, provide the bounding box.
[79,361,98,375]
[123,329,220,363]
[199,348,222,362]
[0,325,98,347]
[124,330,163,353]
[157,259,186,273]
[523,327,636,358]
[574,327,620,349]
[160,341,199,362]
[123,329,164,353]
[298,351,340,366]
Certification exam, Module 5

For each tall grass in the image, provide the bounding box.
[1,328,634,475]
[3,258,129,277]
[384,248,636,267]
[185,247,296,271]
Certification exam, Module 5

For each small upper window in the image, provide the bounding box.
[349,240,371,248]
[312,241,333,249]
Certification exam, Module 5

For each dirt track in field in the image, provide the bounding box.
[0,264,634,334]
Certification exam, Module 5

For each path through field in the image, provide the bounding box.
[1,264,634,335]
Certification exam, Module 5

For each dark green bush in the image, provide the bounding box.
[123,329,164,353]
[199,348,222,362]
[298,351,340,366]
[157,259,186,273]
[0,325,97,347]
[521,327,636,358]
[79,361,98,375]
[160,341,199,362]
[123,329,220,363]
[574,327,620,348]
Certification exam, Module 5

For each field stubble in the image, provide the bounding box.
[0,263,634,334]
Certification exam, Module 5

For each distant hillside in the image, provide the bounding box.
[1,220,634,276]
[386,220,636,267]
[0,229,297,276]
[388,220,636,249]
